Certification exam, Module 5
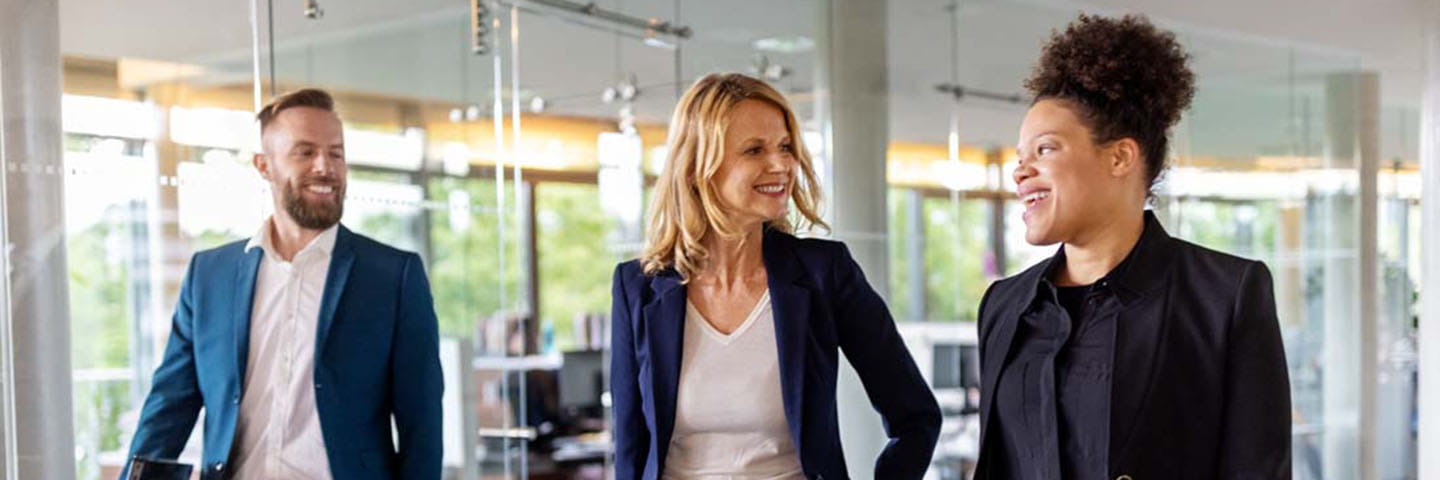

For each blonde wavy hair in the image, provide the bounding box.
[640,73,827,280]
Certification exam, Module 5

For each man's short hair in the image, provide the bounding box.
[256,88,336,133]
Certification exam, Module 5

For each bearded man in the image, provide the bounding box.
[121,88,442,480]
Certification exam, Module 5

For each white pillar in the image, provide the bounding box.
[1320,71,1380,480]
[1417,3,1440,479]
[815,0,891,477]
[0,0,75,478]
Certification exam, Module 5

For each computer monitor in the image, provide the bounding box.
[932,343,980,391]
[558,350,605,410]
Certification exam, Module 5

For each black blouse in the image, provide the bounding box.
[988,252,1123,480]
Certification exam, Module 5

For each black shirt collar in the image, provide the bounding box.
[1025,210,1177,308]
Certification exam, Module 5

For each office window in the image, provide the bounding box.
[426,176,523,339]
[537,182,618,352]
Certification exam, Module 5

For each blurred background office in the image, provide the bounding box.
[0,0,1436,479]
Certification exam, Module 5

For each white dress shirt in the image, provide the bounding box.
[662,290,806,480]
[230,218,338,480]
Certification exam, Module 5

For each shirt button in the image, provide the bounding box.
[315,383,323,390]
[214,462,226,472]
[232,395,240,405]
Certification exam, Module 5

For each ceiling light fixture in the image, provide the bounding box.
[752,36,814,54]
[934,84,1027,104]
[506,0,691,41]
[642,29,677,50]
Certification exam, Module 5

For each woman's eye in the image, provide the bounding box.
[746,147,762,155]
[1038,145,1055,155]
[780,143,794,153]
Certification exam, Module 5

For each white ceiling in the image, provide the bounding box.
[58,0,1432,163]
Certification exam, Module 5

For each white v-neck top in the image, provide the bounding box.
[662,290,805,480]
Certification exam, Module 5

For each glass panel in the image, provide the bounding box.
[921,195,992,322]
[502,2,681,476]
[536,182,616,353]
[888,188,917,322]
[888,189,995,323]
[56,1,259,477]
[1374,174,1421,478]
[1159,40,1397,480]
[262,0,526,475]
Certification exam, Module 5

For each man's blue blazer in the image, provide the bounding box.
[121,225,443,480]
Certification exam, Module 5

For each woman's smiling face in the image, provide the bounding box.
[712,99,798,226]
[1014,98,1138,246]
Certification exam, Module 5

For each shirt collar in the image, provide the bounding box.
[244,217,340,261]
[1028,210,1177,307]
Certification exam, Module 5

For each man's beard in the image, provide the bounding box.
[281,176,345,230]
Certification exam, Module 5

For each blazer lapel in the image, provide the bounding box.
[233,248,264,384]
[978,254,1048,441]
[314,226,356,359]
[1104,213,1178,469]
[978,300,1021,440]
[641,272,685,472]
[754,230,812,455]
[762,230,811,456]
[1107,292,1170,470]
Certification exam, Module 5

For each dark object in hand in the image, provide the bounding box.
[128,456,193,480]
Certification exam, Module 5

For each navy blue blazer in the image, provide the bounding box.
[609,228,941,480]
[122,225,443,480]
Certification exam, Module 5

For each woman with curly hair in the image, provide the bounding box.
[975,14,1292,479]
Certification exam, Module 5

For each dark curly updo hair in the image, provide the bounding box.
[1025,14,1195,192]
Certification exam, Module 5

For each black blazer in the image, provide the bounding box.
[976,212,1291,479]
[610,228,941,480]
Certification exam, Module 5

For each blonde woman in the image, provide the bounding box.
[609,73,940,480]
